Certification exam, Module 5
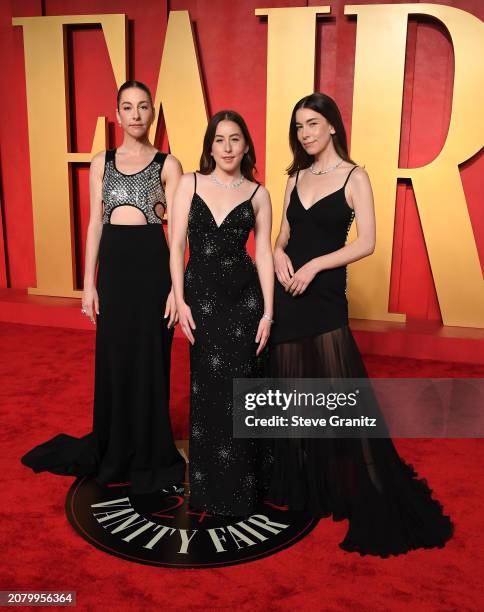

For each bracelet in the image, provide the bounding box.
[262,313,274,323]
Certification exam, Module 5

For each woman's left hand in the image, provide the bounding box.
[286,261,317,296]
[164,289,178,329]
[255,317,272,356]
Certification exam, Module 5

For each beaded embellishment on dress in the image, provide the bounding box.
[102,149,167,224]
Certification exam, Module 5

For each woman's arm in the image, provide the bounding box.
[286,167,375,296]
[169,173,196,343]
[162,154,183,248]
[274,175,297,288]
[82,151,105,324]
[161,154,183,327]
[253,186,274,356]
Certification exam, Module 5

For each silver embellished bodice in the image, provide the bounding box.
[102,149,167,224]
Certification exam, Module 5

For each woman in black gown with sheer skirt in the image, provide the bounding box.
[270,93,453,556]
[21,81,185,497]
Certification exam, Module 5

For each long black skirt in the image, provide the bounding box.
[269,325,453,557]
[21,224,185,494]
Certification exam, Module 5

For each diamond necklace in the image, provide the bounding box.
[211,172,245,189]
[309,158,344,175]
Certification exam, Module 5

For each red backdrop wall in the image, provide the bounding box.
[0,0,482,324]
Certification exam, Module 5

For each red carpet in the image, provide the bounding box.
[1,322,483,611]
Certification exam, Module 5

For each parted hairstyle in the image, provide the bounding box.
[287,93,355,175]
[199,110,257,182]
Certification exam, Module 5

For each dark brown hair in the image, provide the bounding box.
[199,110,257,181]
[117,80,154,109]
[287,93,355,175]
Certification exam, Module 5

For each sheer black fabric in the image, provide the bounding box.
[269,327,453,556]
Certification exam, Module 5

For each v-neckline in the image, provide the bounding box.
[194,194,252,229]
[295,184,345,212]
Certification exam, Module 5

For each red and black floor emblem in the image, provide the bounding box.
[66,476,319,568]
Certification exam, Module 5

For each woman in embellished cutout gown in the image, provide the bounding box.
[21,81,185,496]
[171,110,274,516]
[269,93,453,556]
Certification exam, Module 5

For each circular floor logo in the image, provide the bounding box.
[66,477,319,568]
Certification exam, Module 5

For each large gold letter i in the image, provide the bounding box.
[255,6,330,242]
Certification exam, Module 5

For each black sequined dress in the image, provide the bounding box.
[184,173,270,516]
[21,149,185,494]
[269,167,453,556]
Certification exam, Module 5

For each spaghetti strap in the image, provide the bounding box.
[193,172,197,193]
[343,165,358,189]
[295,170,300,184]
[250,183,261,200]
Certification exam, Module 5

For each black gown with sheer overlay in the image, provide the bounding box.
[269,166,453,556]
[21,149,185,494]
[184,173,271,517]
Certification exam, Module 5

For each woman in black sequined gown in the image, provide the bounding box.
[171,110,274,516]
[21,81,186,495]
[270,93,453,556]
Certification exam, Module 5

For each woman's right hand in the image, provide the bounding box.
[82,285,99,324]
[177,301,196,344]
[274,247,294,288]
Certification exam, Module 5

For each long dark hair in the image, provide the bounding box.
[287,93,355,175]
[117,80,154,108]
[199,110,257,181]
